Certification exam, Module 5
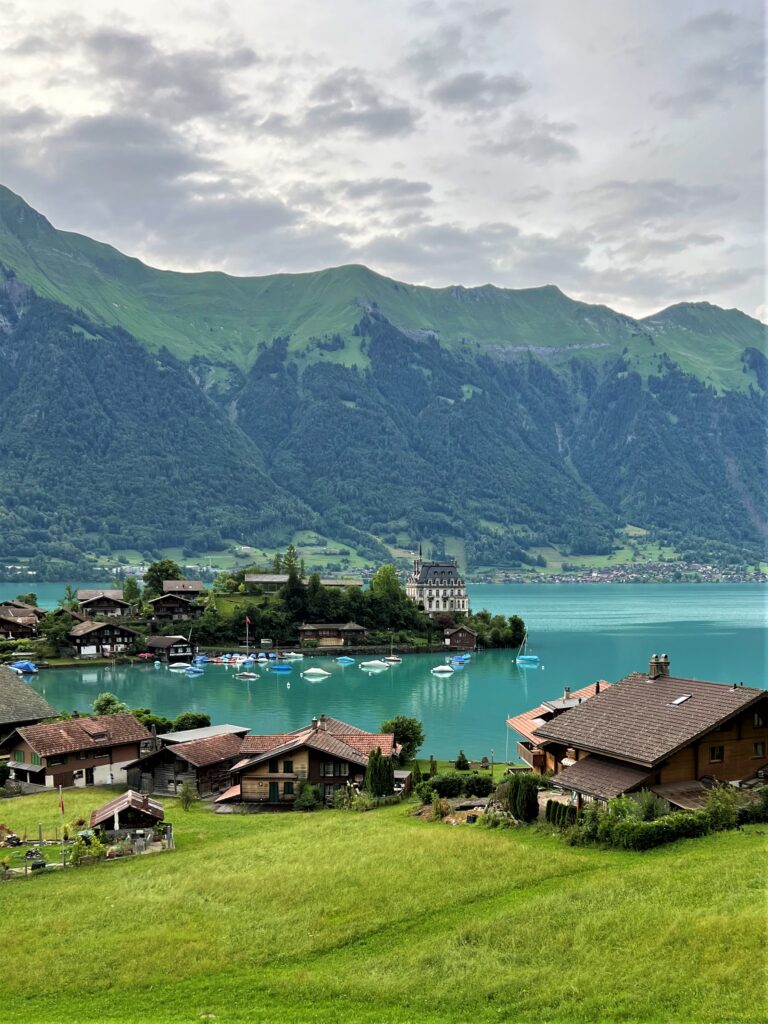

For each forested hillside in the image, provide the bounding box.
[0,185,765,577]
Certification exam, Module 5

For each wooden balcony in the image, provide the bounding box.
[517,741,546,771]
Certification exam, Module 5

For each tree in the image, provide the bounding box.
[381,716,424,764]
[364,747,394,796]
[58,584,79,610]
[39,613,76,655]
[178,780,199,811]
[282,544,300,576]
[92,692,129,716]
[455,750,469,771]
[172,711,211,732]
[15,592,37,606]
[370,564,401,601]
[143,560,183,598]
[123,576,142,607]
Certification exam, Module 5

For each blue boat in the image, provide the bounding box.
[10,660,37,674]
[515,630,540,667]
[336,656,356,665]
[270,664,292,673]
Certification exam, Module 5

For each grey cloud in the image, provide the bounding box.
[430,70,529,109]
[608,232,723,261]
[340,177,433,205]
[0,106,58,133]
[401,24,466,82]
[483,114,579,163]
[652,41,764,114]
[578,178,738,234]
[683,10,739,34]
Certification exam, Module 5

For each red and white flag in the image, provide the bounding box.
[245,615,251,625]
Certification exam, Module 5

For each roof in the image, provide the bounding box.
[410,559,463,585]
[90,790,164,827]
[649,781,709,811]
[551,755,652,800]
[0,666,56,726]
[507,682,610,746]
[149,593,197,606]
[234,716,395,772]
[444,625,478,637]
[157,724,249,744]
[215,783,241,803]
[0,608,38,627]
[17,714,151,757]
[165,732,244,767]
[244,574,289,584]
[533,673,766,767]
[69,620,139,638]
[298,622,366,632]
[240,732,301,755]
[147,635,190,648]
[162,580,204,594]
[318,579,363,588]
[76,589,127,604]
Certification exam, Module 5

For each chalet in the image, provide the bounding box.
[146,635,193,663]
[125,732,246,796]
[0,665,57,742]
[76,589,130,618]
[406,548,468,617]
[69,620,139,658]
[90,790,164,832]
[162,579,205,596]
[148,593,203,623]
[297,622,367,647]
[244,574,363,594]
[0,605,40,639]
[220,714,402,807]
[512,655,768,808]
[2,713,151,788]
[0,599,46,620]
[507,682,610,773]
[443,625,478,650]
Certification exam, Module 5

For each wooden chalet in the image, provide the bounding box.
[148,593,203,624]
[0,605,40,639]
[443,625,479,650]
[3,713,151,788]
[125,732,246,796]
[507,682,610,773]
[0,665,57,742]
[162,579,205,596]
[509,655,768,808]
[76,589,130,618]
[219,714,403,807]
[90,790,164,831]
[297,622,367,647]
[69,620,139,658]
[146,635,193,663]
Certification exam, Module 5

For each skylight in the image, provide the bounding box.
[670,694,692,706]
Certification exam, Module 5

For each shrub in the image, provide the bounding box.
[464,774,495,798]
[431,793,450,820]
[178,781,199,811]
[498,772,540,823]
[454,750,470,771]
[636,788,670,821]
[415,780,434,804]
[429,772,464,798]
[704,784,739,831]
[738,784,768,824]
[294,781,322,811]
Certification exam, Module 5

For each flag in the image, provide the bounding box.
[58,786,65,816]
[246,616,251,625]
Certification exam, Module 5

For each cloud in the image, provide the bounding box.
[577,178,738,235]
[339,177,433,205]
[683,10,739,34]
[652,40,764,114]
[482,113,579,162]
[429,70,529,110]
[401,24,467,82]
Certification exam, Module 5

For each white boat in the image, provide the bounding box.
[384,655,402,664]
[301,667,331,678]
[431,664,455,675]
[235,671,260,680]
[169,664,192,672]
[515,629,540,666]
[281,651,304,660]
[360,659,390,670]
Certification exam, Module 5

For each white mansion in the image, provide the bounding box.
[406,550,469,618]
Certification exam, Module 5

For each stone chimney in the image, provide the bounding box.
[659,654,670,677]
[319,713,328,731]
[595,681,601,695]
[563,686,571,701]
[311,716,319,731]
[648,653,662,680]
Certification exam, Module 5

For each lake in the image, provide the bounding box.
[15,583,766,759]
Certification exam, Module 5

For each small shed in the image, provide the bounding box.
[443,625,478,650]
[90,790,164,831]
[297,622,367,647]
[146,635,193,663]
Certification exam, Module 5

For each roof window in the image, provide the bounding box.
[670,694,692,706]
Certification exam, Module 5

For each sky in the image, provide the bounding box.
[1,0,765,319]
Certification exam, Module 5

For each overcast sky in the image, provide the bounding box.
[1,0,765,318]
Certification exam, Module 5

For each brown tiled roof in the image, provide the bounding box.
[507,682,611,746]
[162,580,204,594]
[149,593,196,605]
[444,626,478,637]
[69,620,139,638]
[240,732,303,755]
[533,673,766,767]
[147,635,189,648]
[0,600,46,617]
[551,756,651,800]
[337,733,397,758]
[77,589,127,603]
[0,608,37,627]
[0,666,56,727]
[165,732,244,767]
[90,790,164,827]
[236,728,396,772]
[18,714,151,757]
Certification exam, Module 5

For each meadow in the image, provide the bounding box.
[2,787,765,1024]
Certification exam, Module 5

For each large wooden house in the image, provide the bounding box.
[509,655,767,808]
[69,620,139,658]
[0,605,41,639]
[219,715,401,807]
[76,589,130,618]
[162,579,205,596]
[443,625,478,650]
[3,713,151,788]
[148,593,203,624]
[125,732,247,796]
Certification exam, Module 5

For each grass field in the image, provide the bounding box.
[2,787,765,1024]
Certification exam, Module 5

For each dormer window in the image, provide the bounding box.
[670,695,691,706]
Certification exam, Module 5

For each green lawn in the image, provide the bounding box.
[2,788,765,1024]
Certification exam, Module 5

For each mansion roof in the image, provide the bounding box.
[409,560,464,585]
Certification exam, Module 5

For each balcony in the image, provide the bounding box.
[517,741,545,771]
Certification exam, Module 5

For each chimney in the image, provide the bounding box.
[311,716,319,731]
[595,681,601,695]
[659,654,670,677]
[319,714,327,731]
[648,653,662,680]
[563,686,571,701]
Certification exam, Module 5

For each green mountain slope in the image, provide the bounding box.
[1,185,763,391]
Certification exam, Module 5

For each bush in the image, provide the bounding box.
[498,772,540,823]
[454,750,470,771]
[431,793,450,820]
[704,784,739,831]
[294,781,322,811]
[178,780,199,811]
[429,772,465,798]
[464,774,495,798]
[415,780,434,804]
[738,784,768,824]
[636,788,670,821]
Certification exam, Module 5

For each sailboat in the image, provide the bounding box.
[383,636,402,664]
[515,629,540,667]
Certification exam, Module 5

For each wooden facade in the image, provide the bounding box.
[297,622,367,647]
[443,626,478,650]
[69,621,139,657]
[76,590,130,618]
[146,636,194,663]
[149,593,203,623]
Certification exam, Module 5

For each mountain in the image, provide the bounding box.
[0,185,765,576]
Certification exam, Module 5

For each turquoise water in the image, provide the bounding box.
[18,584,766,759]
[0,582,111,608]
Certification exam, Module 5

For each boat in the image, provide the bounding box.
[185,667,204,676]
[10,660,37,674]
[281,651,304,660]
[301,667,331,678]
[336,656,355,665]
[169,665,191,673]
[270,663,292,673]
[360,660,390,670]
[515,629,540,667]
[431,664,455,675]
[383,638,402,664]
[235,671,260,680]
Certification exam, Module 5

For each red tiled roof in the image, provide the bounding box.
[165,732,244,767]
[338,733,397,758]
[18,714,151,757]
[240,732,304,755]
[507,682,611,746]
[90,790,164,827]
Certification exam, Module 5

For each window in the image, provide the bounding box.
[709,745,724,763]
[753,742,765,759]
[322,762,335,777]
[754,711,766,729]
[268,759,279,773]
[48,755,67,766]
[30,752,41,766]
[283,760,293,774]
[339,762,349,777]
[77,750,87,760]
[283,781,294,795]
[14,749,24,763]
[670,694,692,706]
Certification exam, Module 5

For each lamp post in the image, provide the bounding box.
[490,748,494,781]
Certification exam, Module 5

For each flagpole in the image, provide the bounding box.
[246,615,249,656]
